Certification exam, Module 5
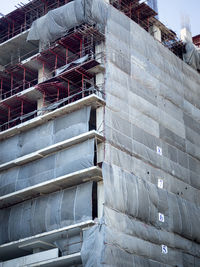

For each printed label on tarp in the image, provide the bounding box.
[158,179,163,189]
[156,146,162,155]
[159,213,165,222]
[161,245,168,254]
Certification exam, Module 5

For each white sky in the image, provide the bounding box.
[1,0,29,15]
[0,0,199,36]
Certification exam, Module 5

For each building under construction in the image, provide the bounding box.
[0,0,200,266]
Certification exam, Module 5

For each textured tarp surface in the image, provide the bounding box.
[55,55,89,76]
[81,5,200,266]
[81,164,200,266]
[1,1,200,266]
[27,0,108,44]
[0,182,94,245]
[183,41,200,71]
[0,139,94,196]
[0,106,91,164]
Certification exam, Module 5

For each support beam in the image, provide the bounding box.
[149,24,161,41]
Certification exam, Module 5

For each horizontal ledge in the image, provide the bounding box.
[0,29,30,47]
[31,252,81,267]
[0,130,104,171]
[0,220,94,261]
[0,86,42,107]
[0,94,105,141]
[0,166,102,209]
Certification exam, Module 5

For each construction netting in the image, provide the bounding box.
[0,107,94,196]
[0,1,200,266]
[81,6,200,266]
[27,0,108,44]
[0,107,91,164]
[183,41,200,71]
[27,0,200,72]
[0,182,94,245]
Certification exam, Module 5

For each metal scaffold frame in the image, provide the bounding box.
[0,24,105,132]
[110,0,184,58]
[0,0,71,44]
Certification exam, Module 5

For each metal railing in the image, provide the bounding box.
[0,86,105,132]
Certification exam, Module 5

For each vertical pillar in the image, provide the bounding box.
[95,42,105,98]
[38,62,52,83]
[96,107,104,134]
[38,41,53,83]
[37,41,53,113]
[37,97,45,116]
[98,181,104,218]
[149,24,162,42]
[180,27,193,43]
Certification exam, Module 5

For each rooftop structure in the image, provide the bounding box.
[0,0,200,266]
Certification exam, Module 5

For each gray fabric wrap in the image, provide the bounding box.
[27,0,108,44]
[81,163,200,266]
[0,139,94,196]
[81,5,200,266]
[183,42,200,71]
[0,182,93,245]
[0,107,91,164]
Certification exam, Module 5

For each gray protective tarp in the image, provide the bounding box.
[0,182,94,245]
[55,55,89,76]
[27,0,108,44]
[183,42,200,71]
[81,163,200,266]
[0,139,94,196]
[82,5,200,266]
[0,106,91,164]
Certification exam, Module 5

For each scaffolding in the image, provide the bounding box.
[0,0,71,44]
[110,0,184,58]
[0,24,105,132]
[0,0,186,132]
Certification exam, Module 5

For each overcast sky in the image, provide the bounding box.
[0,0,199,37]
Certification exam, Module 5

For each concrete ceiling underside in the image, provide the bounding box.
[0,30,39,66]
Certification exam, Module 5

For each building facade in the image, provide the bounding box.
[0,0,200,266]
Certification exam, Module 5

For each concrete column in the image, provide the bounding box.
[38,65,52,84]
[98,181,104,218]
[95,42,105,98]
[96,106,104,164]
[37,41,53,114]
[95,42,105,65]
[150,25,162,42]
[37,93,51,116]
[96,106,104,134]
[181,27,193,43]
